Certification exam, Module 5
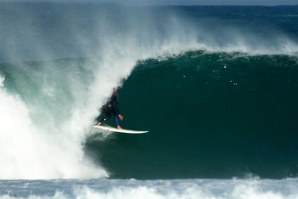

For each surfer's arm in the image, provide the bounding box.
[111,96,121,116]
[111,91,123,120]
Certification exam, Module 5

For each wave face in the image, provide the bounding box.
[87,51,298,179]
[0,2,298,180]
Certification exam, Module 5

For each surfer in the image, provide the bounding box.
[96,87,124,129]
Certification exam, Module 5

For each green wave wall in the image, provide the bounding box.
[87,51,298,179]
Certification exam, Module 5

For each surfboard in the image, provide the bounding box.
[93,125,148,134]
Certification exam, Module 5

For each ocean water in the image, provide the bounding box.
[0,2,298,198]
[0,179,298,199]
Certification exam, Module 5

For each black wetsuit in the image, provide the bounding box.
[99,91,121,125]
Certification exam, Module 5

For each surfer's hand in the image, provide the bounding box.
[118,114,124,120]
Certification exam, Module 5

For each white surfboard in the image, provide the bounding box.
[93,125,148,134]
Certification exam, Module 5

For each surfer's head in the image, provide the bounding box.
[112,87,118,95]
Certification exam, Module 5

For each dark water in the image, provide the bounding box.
[86,52,298,179]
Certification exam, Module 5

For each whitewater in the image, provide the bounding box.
[0,178,297,199]
[1,2,298,198]
[0,4,209,179]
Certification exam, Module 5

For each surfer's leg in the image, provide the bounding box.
[96,105,113,125]
[96,117,106,125]
[96,112,112,125]
[114,115,122,129]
